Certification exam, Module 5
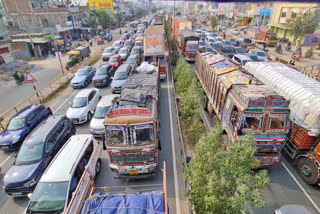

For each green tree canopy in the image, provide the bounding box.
[43,34,55,43]
[287,9,320,42]
[209,16,218,30]
[91,10,115,29]
[185,125,269,214]
[84,14,98,29]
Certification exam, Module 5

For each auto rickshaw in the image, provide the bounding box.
[66,51,81,70]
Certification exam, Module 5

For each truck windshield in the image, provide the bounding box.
[132,124,154,145]
[187,45,198,52]
[244,116,261,130]
[269,37,277,40]
[269,116,286,129]
[106,126,125,145]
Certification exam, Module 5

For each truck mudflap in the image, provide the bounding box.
[109,163,158,179]
[255,153,281,167]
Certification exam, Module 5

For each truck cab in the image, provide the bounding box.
[185,41,198,62]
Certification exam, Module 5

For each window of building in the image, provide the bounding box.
[281,11,287,18]
[41,18,49,27]
[291,8,299,19]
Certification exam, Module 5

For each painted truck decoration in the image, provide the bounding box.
[245,62,320,185]
[195,52,290,166]
[104,63,160,178]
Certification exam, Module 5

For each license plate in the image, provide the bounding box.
[11,192,22,196]
[1,146,9,149]
[129,170,138,175]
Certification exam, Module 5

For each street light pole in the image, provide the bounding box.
[173,0,175,41]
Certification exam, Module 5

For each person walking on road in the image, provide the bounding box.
[120,29,122,35]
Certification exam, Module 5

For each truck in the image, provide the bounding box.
[195,52,291,166]
[171,18,192,42]
[65,162,168,214]
[180,30,199,62]
[245,62,320,185]
[103,62,160,178]
[255,29,278,47]
[144,25,168,79]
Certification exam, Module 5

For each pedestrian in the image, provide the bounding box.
[120,29,122,34]
[263,42,267,51]
[223,31,226,39]
[296,40,301,51]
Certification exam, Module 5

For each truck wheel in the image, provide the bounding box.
[95,159,102,175]
[297,157,318,185]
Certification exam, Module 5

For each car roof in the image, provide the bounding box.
[13,104,43,119]
[105,47,113,50]
[119,47,128,51]
[117,64,130,72]
[207,36,215,39]
[128,54,138,59]
[24,115,65,145]
[97,95,119,107]
[99,63,112,68]
[75,88,97,98]
[132,46,141,50]
[233,54,252,60]
[111,54,120,58]
[40,135,92,182]
[79,66,90,70]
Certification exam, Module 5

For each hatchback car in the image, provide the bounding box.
[108,54,123,70]
[118,47,130,61]
[92,64,115,87]
[134,41,143,49]
[232,54,253,66]
[248,49,268,61]
[0,104,52,151]
[222,44,235,58]
[102,47,116,61]
[234,46,246,54]
[124,39,134,51]
[131,46,143,57]
[226,38,237,46]
[25,135,102,214]
[3,115,75,197]
[112,40,123,53]
[111,64,131,94]
[212,42,223,51]
[66,88,100,124]
[206,37,216,46]
[125,54,141,71]
[70,66,96,89]
[90,95,119,138]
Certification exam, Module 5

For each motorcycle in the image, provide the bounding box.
[13,73,25,85]
[276,45,283,54]
[292,48,302,60]
[285,45,291,52]
[279,38,289,43]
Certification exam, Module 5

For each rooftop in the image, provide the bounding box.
[144,25,166,56]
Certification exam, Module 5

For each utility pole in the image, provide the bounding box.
[262,4,267,27]
[173,0,175,41]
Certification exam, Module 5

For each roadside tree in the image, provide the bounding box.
[210,16,218,30]
[185,125,269,214]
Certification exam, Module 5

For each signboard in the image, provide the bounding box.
[88,0,114,15]
[26,72,37,84]
[259,9,272,15]
[66,21,73,28]
[109,108,151,117]
[69,7,79,13]
[303,33,320,46]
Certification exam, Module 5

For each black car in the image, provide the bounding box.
[92,64,115,87]
[125,54,140,71]
[221,44,235,58]
[3,115,75,197]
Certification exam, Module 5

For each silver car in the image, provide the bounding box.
[118,47,130,61]
[102,47,116,61]
[90,95,119,138]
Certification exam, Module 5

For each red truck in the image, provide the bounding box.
[180,30,199,62]
[255,29,278,47]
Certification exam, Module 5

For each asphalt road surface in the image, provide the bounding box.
[0,57,188,213]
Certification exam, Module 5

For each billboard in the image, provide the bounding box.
[88,0,114,15]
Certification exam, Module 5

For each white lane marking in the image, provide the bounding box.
[53,90,78,114]
[0,153,14,168]
[281,162,320,213]
[167,66,181,214]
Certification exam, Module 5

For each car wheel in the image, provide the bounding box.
[87,112,92,122]
[95,159,102,175]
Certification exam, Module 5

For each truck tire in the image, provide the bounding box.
[95,159,102,175]
[297,157,318,185]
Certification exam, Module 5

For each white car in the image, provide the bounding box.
[66,88,100,124]
[90,94,119,138]
[205,36,216,46]
[231,28,240,35]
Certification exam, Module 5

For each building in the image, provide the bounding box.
[270,3,319,42]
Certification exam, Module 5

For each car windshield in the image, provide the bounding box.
[114,72,127,80]
[242,60,252,65]
[133,124,153,145]
[223,47,233,52]
[229,38,236,42]
[127,57,136,64]
[113,42,121,47]
[16,143,44,165]
[106,126,125,145]
[249,55,259,61]
[209,39,214,43]
[119,49,127,53]
[217,38,222,41]
[7,118,26,131]
[199,41,205,45]
[104,48,112,53]
[72,97,87,108]
[76,69,87,76]
[235,48,246,53]
[136,42,142,46]
[94,106,110,119]
[187,45,198,52]
[213,43,222,49]
[243,39,251,44]
[269,37,277,40]
[132,49,139,54]
[27,182,68,213]
[257,51,267,56]
[125,41,131,45]
[109,57,118,62]
[96,67,107,75]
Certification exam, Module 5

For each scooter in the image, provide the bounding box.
[13,73,25,85]
[292,48,302,60]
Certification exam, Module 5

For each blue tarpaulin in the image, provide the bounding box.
[81,190,166,214]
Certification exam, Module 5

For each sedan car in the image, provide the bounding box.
[198,40,206,51]
[90,95,119,138]
[221,44,235,58]
[234,46,246,54]
[131,46,143,57]
[3,115,75,197]
[70,66,96,89]
[111,64,131,94]
[232,54,253,66]
[225,38,237,46]
[108,54,124,70]
[102,47,116,61]
[246,53,260,62]
[212,42,223,51]
[206,37,216,46]
[0,104,52,151]
[118,47,130,61]
[66,88,100,124]
[92,64,115,87]
[112,40,123,53]
[248,49,268,61]
[125,54,140,71]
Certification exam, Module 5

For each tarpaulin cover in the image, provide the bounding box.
[245,62,320,135]
[81,190,166,214]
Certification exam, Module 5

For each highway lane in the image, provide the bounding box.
[0,61,183,213]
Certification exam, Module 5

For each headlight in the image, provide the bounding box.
[24,179,37,187]
[12,136,20,144]
[148,157,155,162]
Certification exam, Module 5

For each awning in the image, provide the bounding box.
[11,38,48,44]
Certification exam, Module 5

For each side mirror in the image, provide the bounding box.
[27,193,33,199]
[13,153,17,158]
[237,129,243,136]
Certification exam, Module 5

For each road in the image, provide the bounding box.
[191,59,320,213]
[0,56,187,213]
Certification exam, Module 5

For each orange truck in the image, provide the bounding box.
[255,29,278,47]
[170,18,192,42]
